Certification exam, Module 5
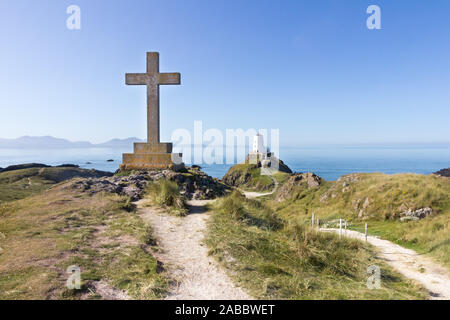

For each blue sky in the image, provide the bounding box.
[1,0,449,146]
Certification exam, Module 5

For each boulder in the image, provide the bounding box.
[434,168,450,178]
[400,207,432,221]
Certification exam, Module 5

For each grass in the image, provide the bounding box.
[223,164,290,192]
[270,172,450,267]
[0,166,111,203]
[144,179,188,216]
[205,191,427,299]
[0,181,168,300]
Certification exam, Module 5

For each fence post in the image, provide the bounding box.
[339,219,342,238]
[365,223,368,242]
[312,213,315,227]
[317,218,319,230]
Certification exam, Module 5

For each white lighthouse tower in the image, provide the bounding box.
[248,133,272,165]
[252,134,267,154]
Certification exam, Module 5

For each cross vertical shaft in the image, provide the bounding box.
[147,52,160,143]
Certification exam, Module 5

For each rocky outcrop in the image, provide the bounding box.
[434,168,450,178]
[244,154,292,174]
[275,172,322,202]
[222,164,256,187]
[399,207,433,221]
[67,167,228,201]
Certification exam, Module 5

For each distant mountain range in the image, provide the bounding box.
[0,136,144,149]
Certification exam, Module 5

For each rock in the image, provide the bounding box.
[244,154,292,174]
[338,173,360,184]
[67,166,228,201]
[222,164,255,187]
[107,159,114,162]
[362,197,370,209]
[275,172,322,202]
[56,164,79,168]
[320,193,328,203]
[434,168,450,178]
[400,207,432,220]
[121,186,141,201]
[358,209,365,219]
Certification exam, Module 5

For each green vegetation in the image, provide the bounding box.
[222,164,289,192]
[271,173,450,267]
[0,166,111,203]
[205,191,427,299]
[145,180,188,216]
[0,181,167,299]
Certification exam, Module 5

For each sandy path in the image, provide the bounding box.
[321,228,450,300]
[138,199,252,300]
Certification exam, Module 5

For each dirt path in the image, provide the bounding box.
[138,199,252,300]
[321,228,450,300]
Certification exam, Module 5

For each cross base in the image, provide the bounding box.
[120,142,183,170]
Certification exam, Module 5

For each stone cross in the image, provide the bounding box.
[125,52,180,143]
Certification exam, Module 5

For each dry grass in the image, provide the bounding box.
[205,191,427,299]
[272,173,450,267]
[0,181,168,300]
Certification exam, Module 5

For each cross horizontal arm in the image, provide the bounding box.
[125,73,148,85]
[159,73,181,85]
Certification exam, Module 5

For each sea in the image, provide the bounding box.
[0,144,449,181]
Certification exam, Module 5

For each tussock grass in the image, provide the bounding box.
[0,182,168,299]
[205,191,427,299]
[145,180,188,216]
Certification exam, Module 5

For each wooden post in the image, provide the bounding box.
[317,218,319,230]
[345,220,348,236]
[365,223,368,242]
[339,219,342,238]
[312,213,315,227]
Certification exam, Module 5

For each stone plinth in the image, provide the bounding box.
[120,142,182,170]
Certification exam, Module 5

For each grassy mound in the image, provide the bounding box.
[145,180,188,216]
[222,164,289,192]
[0,182,167,299]
[205,191,426,299]
[0,166,112,203]
[272,173,450,267]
